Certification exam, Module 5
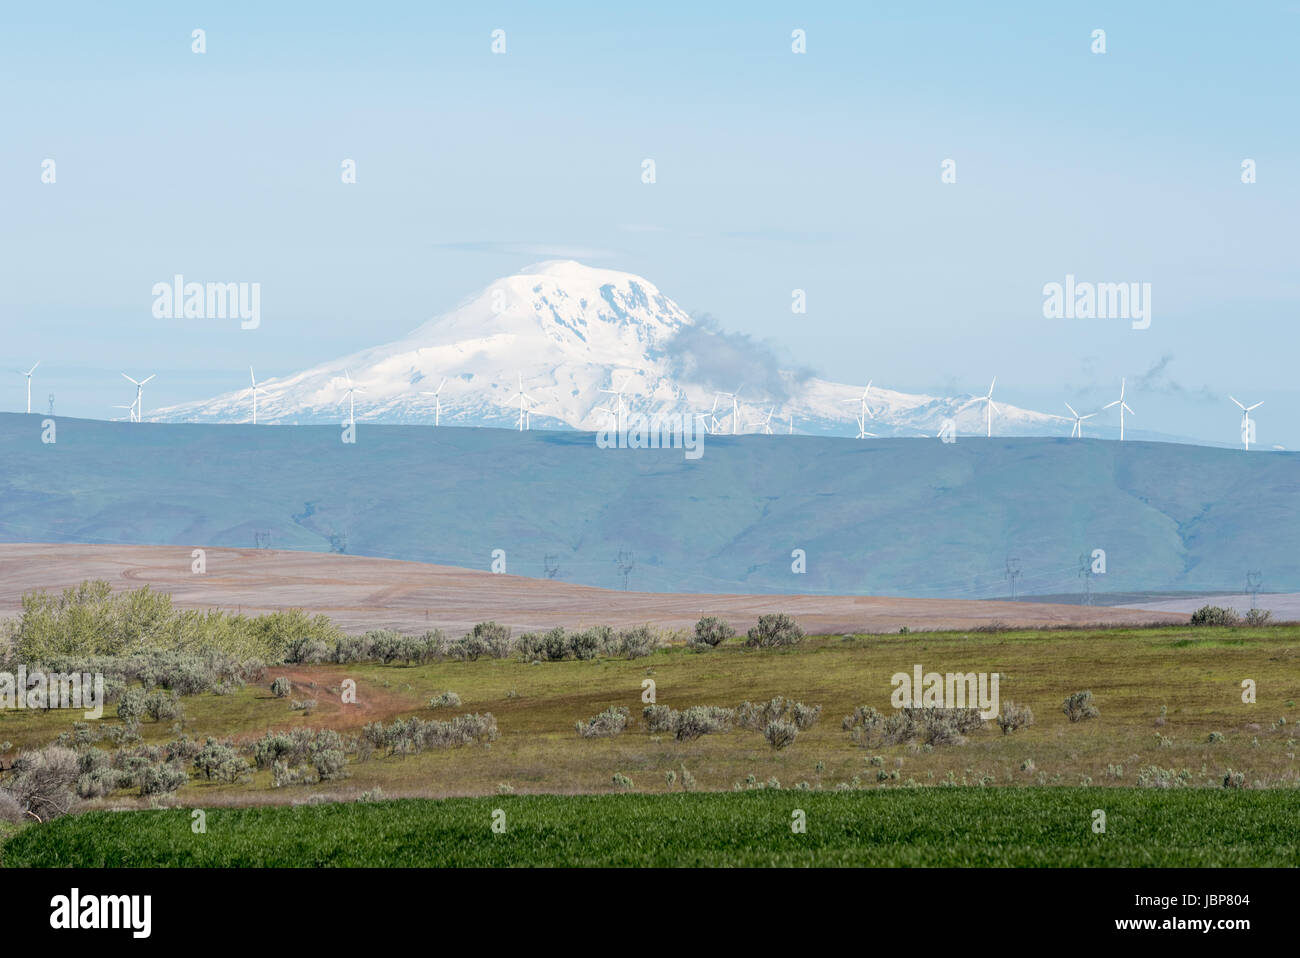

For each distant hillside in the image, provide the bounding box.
[0,413,1295,598]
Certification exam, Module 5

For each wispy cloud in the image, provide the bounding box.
[1132,353,1218,402]
[663,312,815,401]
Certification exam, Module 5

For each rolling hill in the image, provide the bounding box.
[1,414,1296,597]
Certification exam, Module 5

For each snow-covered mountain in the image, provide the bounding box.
[151,260,1067,437]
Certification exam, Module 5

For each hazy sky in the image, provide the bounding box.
[2,2,1297,446]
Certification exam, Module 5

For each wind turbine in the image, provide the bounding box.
[841,382,878,438]
[720,385,743,434]
[1064,402,1096,439]
[703,394,723,434]
[1102,378,1135,440]
[1229,396,1263,450]
[420,378,449,426]
[340,369,364,426]
[598,374,632,435]
[247,367,268,425]
[748,407,776,435]
[974,377,999,438]
[511,372,536,431]
[110,403,136,423]
[20,361,39,413]
[121,373,155,421]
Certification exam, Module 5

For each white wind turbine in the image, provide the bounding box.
[971,377,999,438]
[748,406,776,435]
[420,378,449,426]
[598,374,632,435]
[841,381,877,438]
[511,372,536,431]
[1102,378,1135,440]
[247,367,267,425]
[704,394,722,434]
[721,385,743,434]
[121,372,155,422]
[110,403,136,423]
[20,361,39,413]
[340,369,364,426]
[1064,402,1097,439]
[1230,396,1263,450]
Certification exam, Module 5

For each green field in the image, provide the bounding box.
[3,624,1299,803]
[4,789,1297,867]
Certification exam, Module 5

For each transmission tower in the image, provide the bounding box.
[543,554,560,579]
[1005,556,1022,601]
[47,393,55,416]
[1246,570,1262,610]
[254,530,272,550]
[1078,553,1094,606]
[615,550,635,592]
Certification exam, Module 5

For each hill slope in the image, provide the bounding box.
[0,414,1295,597]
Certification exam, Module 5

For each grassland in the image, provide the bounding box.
[5,789,1297,867]
[2,623,1297,803]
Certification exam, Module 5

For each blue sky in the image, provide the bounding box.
[2,1,1297,445]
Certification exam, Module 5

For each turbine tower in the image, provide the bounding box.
[748,406,776,435]
[598,374,632,435]
[1064,402,1096,439]
[704,394,722,434]
[20,361,39,414]
[1102,378,1135,440]
[420,378,449,426]
[511,372,536,431]
[726,385,743,435]
[1229,396,1263,451]
[121,372,155,422]
[110,403,136,423]
[978,378,999,438]
[247,366,266,425]
[340,369,364,426]
[840,382,875,439]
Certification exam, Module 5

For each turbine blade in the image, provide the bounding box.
[1248,401,1264,411]
[1064,402,1078,417]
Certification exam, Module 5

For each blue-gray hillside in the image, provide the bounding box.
[0,413,1295,599]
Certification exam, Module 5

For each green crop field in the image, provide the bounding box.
[4,789,1297,867]
[3,614,1299,868]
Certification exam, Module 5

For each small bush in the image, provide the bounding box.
[428,691,461,710]
[1244,608,1272,626]
[1222,769,1246,789]
[997,701,1035,735]
[271,677,291,698]
[744,613,804,649]
[1190,605,1239,626]
[576,706,630,738]
[1062,690,1100,723]
[689,616,735,651]
[1207,731,1224,743]
[1135,765,1190,788]
[611,772,634,790]
[763,719,798,749]
[4,746,80,821]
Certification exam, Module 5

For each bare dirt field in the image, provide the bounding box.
[0,543,1187,635]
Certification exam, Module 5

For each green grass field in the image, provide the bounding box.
[4,789,1297,867]
[5,624,1298,801]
